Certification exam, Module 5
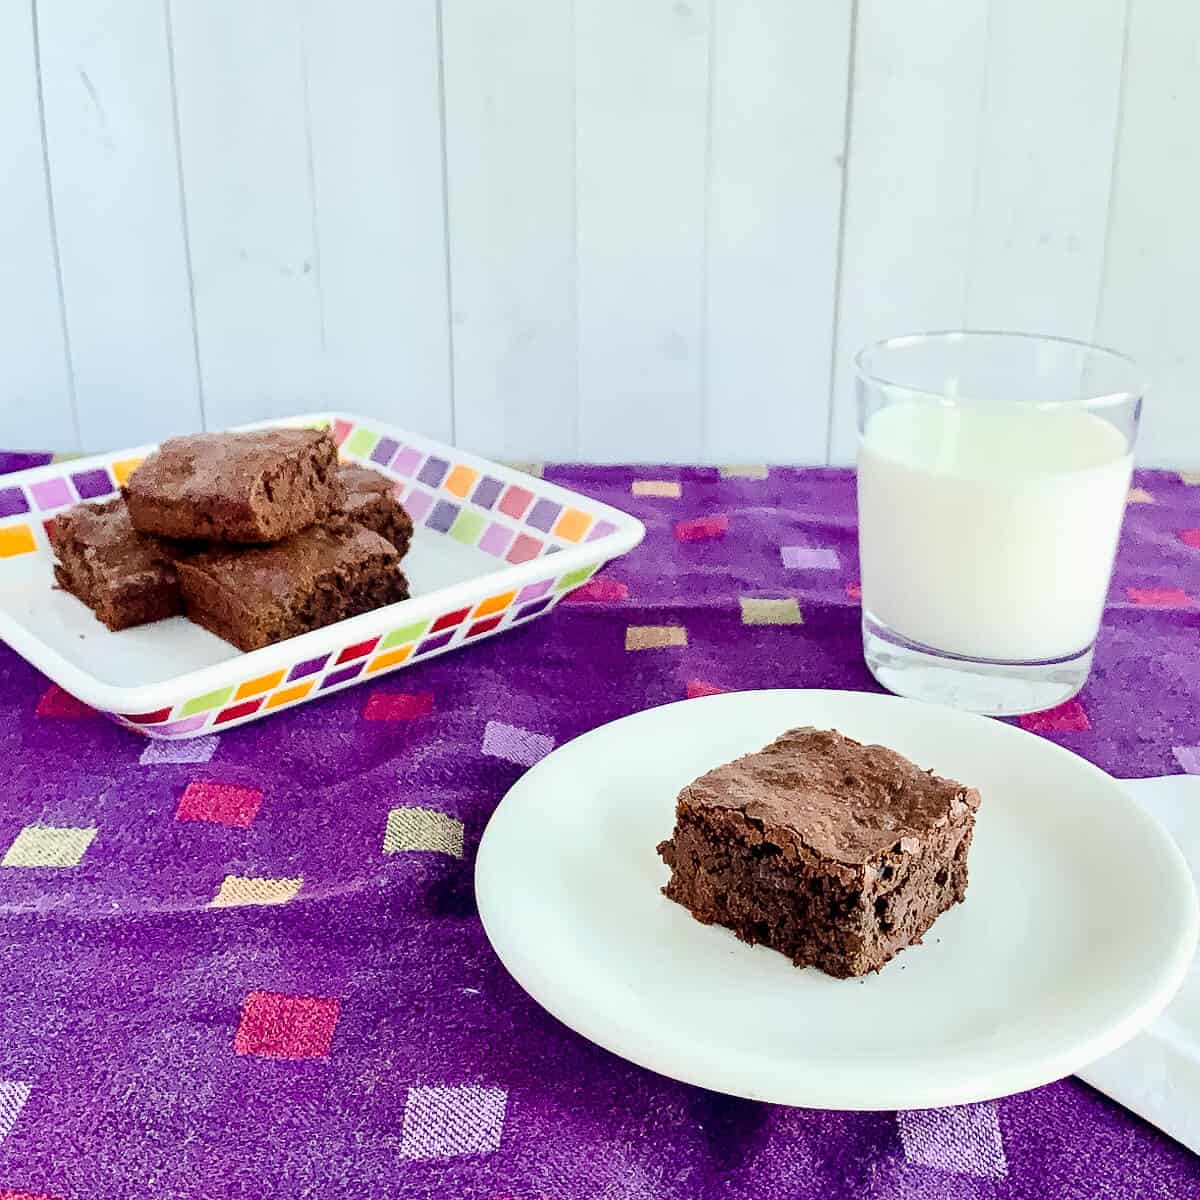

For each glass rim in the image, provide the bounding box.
[854,329,1146,409]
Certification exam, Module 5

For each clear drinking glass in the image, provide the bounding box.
[855,331,1144,716]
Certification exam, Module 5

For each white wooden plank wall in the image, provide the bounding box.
[1,0,1197,466]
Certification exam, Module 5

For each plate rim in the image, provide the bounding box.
[476,688,1200,1110]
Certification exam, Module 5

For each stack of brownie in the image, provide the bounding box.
[50,428,414,651]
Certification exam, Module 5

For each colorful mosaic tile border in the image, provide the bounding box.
[107,564,596,736]
[329,417,618,564]
[0,416,622,564]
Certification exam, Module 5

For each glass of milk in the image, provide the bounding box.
[856,331,1144,716]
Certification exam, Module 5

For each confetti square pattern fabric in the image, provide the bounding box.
[0,463,1199,1198]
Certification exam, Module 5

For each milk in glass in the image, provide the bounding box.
[857,402,1131,663]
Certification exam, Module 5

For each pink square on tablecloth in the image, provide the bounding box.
[363,692,433,721]
[1019,700,1090,733]
[1178,529,1200,549]
[234,991,340,1059]
[176,781,263,827]
[846,582,862,601]
[1126,586,1194,608]
[561,577,630,604]
[687,680,729,699]
[675,514,729,543]
[35,685,96,719]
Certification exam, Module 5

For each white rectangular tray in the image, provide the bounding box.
[0,412,644,738]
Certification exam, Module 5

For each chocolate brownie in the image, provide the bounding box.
[175,524,409,652]
[50,498,182,631]
[339,464,414,556]
[657,727,980,978]
[124,428,345,543]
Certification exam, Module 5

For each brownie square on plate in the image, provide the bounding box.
[50,498,182,631]
[124,428,345,543]
[176,524,409,651]
[657,726,980,978]
[339,464,413,556]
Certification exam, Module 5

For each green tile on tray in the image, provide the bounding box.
[555,565,597,591]
[343,428,379,457]
[179,686,235,717]
[380,621,430,651]
[449,510,487,545]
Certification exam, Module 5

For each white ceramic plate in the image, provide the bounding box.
[476,689,1198,1110]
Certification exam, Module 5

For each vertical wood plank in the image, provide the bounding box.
[442,0,576,459]
[1097,0,1200,467]
[576,0,712,462]
[38,0,201,450]
[301,0,452,442]
[829,0,990,462]
[169,0,323,430]
[704,0,852,464]
[0,0,76,453]
[965,0,1125,337]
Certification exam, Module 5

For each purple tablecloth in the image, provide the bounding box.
[2,458,1199,1200]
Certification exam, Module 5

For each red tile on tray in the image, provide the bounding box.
[336,636,381,664]
[430,607,470,633]
[497,485,535,520]
[120,707,173,725]
[506,534,542,564]
[466,615,504,637]
[214,699,264,724]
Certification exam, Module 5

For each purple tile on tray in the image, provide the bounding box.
[526,498,562,533]
[289,655,330,681]
[514,597,554,621]
[404,489,434,522]
[415,630,455,656]
[425,499,460,533]
[321,662,365,689]
[149,714,209,736]
[370,437,400,466]
[587,519,618,542]
[417,456,450,488]
[0,487,28,518]
[471,476,505,509]
[30,478,74,510]
[516,579,554,603]
[390,446,423,477]
[71,468,115,500]
[478,522,513,556]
